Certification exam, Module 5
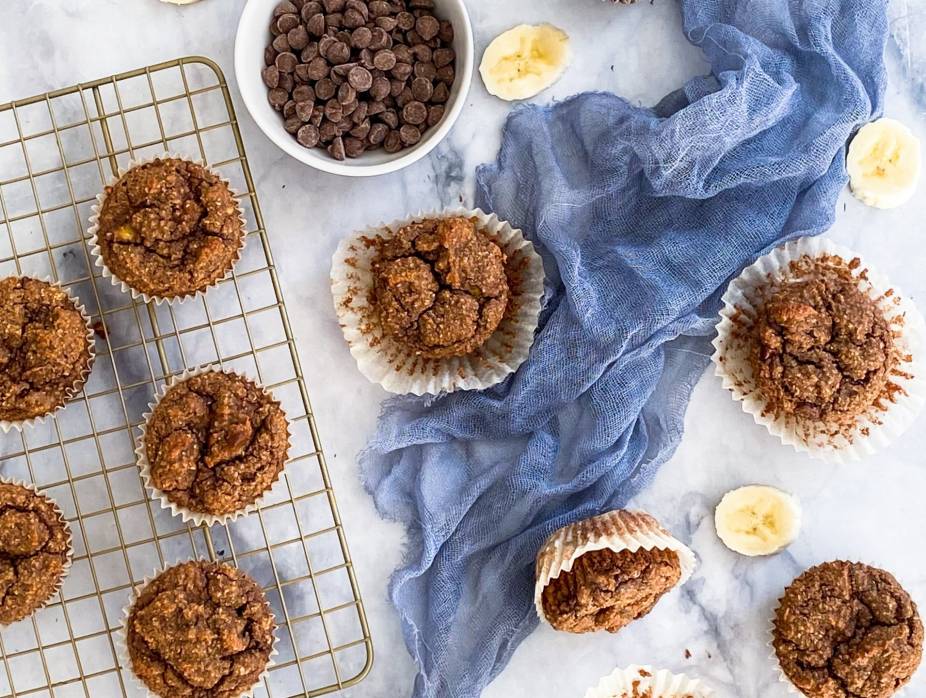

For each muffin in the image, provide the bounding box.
[713,238,925,459]
[0,276,94,425]
[331,209,545,394]
[773,561,923,698]
[125,561,276,698]
[534,510,696,634]
[0,482,72,624]
[92,157,243,301]
[372,216,509,359]
[140,370,289,522]
[584,665,713,698]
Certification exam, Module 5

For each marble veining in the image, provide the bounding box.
[1,1,925,697]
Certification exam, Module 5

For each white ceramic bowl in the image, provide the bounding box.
[234,0,474,177]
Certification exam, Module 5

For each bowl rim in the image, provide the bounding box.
[233,0,474,178]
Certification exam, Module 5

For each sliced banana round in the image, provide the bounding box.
[847,117,921,209]
[714,485,801,557]
[479,24,571,102]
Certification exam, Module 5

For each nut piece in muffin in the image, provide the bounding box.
[0,482,71,624]
[535,510,693,634]
[371,217,509,358]
[749,256,896,434]
[95,157,243,300]
[126,561,275,698]
[144,371,289,519]
[773,561,923,698]
[0,276,93,424]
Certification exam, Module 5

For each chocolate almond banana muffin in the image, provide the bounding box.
[0,482,71,624]
[126,561,275,698]
[541,546,681,634]
[371,216,509,359]
[749,256,896,433]
[0,277,93,424]
[773,561,923,698]
[95,158,243,300]
[144,371,289,519]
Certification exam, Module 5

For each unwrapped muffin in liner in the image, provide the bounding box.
[584,665,713,698]
[119,561,278,698]
[330,208,545,395]
[0,277,95,433]
[88,153,246,306]
[534,510,697,628]
[712,237,926,462]
[0,479,73,625]
[135,365,291,527]
[768,561,923,698]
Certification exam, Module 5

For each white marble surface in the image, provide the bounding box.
[2,1,926,696]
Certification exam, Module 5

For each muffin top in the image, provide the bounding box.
[0,277,93,423]
[773,561,923,698]
[96,158,242,299]
[371,217,509,359]
[127,561,275,698]
[0,482,71,624]
[145,371,289,517]
[750,257,895,432]
[541,546,681,634]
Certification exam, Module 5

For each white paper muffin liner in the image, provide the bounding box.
[0,479,73,624]
[330,208,545,395]
[768,561,917,697]
[136,365,291,527]
[88,152,246,306]
[534,510,698,626]
[712,236,926,463]
[0,277,96,433]
[584,664,714,698]
[119,562,279,698]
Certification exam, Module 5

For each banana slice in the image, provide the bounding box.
[847,118,922,209]
[714,485,801,557]
[479,24,570,102]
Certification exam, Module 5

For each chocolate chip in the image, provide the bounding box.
[296,100,316,121]
[301,1,322,21]
[368,121,389,145]
[306,56,330,80]
[412,44,432,63]
[396,87,414,108]
[279,72,295,91]
[265,45,277,66]
[426,104,444,128]
[272,34,291,53]
[326,12,343,28]
[338,82,356,105]
[380,109,399,129]
[327,41,351,65]
[415,15,439,41]
[344,136,366,158]
[262,65,280,89]
[343,8,365,28]
[319,120,339,142]
[390,79,405,98]
[315,77,336,100]
[402,100,428,125]
[287,25,310,50]
[284,116,303,133]
[350,118,371,139]
[391,62,413,81]
[348,66,373,91]
[414,62,436,80]
[328,135,347,160]
[324,99,343,122]
[384,130,403,153]
[292,84,314,103]
[274,0,297,17]
[283,99,298,118]
[370,76,391,100]
[433,47,454,68]
[369,0,392,16]
[275,51,298,73]
[373,49,397,71]
[277,13,300,33]
[368,100,386,116]
[399,124,421,145]
[438,20,453,43]
[375,16,398,32]
[351,101,369,124]
[396,12,415,30]
[393,44,413,64]
[437,65,454,84]
[322,0,345,11]
[431,82,449,103]
[351,26,372,49]
[300,42,319,62]
[268,88,289,109]
[410,76,432,102]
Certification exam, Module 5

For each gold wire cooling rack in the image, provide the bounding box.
[0,56,372,697]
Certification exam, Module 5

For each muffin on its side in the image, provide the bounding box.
[773,561,923,698]
[93,157,243,301]
[0,276,94,425]
[142,370,289,521]
[0,482,71,624]
[535,510,696,634]
[125,561,275,698]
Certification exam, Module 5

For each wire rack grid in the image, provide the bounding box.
[0,56,372,697]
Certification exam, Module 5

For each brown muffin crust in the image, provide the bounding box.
[127,561,275,698]
[0,277,93,423]
[96,158,243,299]
[773,561,923,698]
[541,547,681,634]
[371,217,509,359]
[750,257,895,432]
[0,482,71,624]
[145,371,289,517]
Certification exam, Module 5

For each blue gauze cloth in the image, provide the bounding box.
[360,1,888,696]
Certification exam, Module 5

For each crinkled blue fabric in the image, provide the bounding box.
[360,1,888,696]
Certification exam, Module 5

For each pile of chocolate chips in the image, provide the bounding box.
[262,0,456,160]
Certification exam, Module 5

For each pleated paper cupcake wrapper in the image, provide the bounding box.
[0,479,73,624]
[0,278,96,433]
[330,207,545,395]
[583,664,713,698]
[534,510,698,625]
[87,152,246,306]
[712,236,926,463]
[119,567,279,698]
[135,365,292,528]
